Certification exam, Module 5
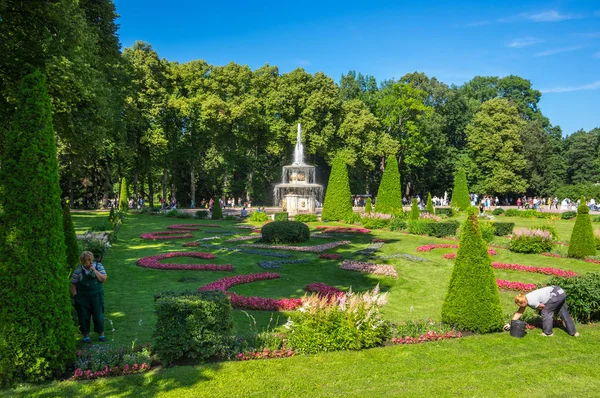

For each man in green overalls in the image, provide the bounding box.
[70,251,108,343]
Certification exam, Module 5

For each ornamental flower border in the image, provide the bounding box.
[391,331,462,345]
[491,262,578,278]
[319,253,343,260]
[72,363,151,380]
[226,235,262,242]
[315,226,371,234]
[496,279,537,292]
[416,244,459,252]
[340,260,398,278]
[137,252,234,271]
[443,249,497,259]
[257,259,309,269]
[236,348,296,361]
[167,224,220,230]
[141,230,193,240]
[305,282,345,298]
[240,240,351,253]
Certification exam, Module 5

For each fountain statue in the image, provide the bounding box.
[273,123,323,214]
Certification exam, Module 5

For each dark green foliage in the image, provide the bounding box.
[344,212,362,224]
[492,208,505,216]
[108,206,116,224]
[509,231,554,254]
[294,214,318,222]
[493,222,515,236]
[441,210,504,333]
[568,200,597,259]
[435,208,454,217]
[374,156,401,214]
[118,177,128,211]
[249,211,269,222]
[211,200,223,219]
[547,273,600,323]
[322,155,353,221]
[153,290,233,365]
[407,220,430,235]
[274,212,289,221]
[409,198,420,221]
[426,192,434,214]
[0,71,75,385]
[360,216,390,229]
[561,211,577,220]
[63,203,80,270]
[165,209,180,217]
[519,209,538,218]
[451,168,470,211]
[365,197,373,214]
[176,212,192,219]
[427,221,460,238]
[195,210,209,219]
[389,218,407,231]
[505,209,520,217]
[261,221,310,243]
[479,222,495,243]
[79,238,109,261]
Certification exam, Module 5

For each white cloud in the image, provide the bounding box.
[508,37,543,48]
[541,80,600,93]
[594,52,600,58]
[534,46,583,57]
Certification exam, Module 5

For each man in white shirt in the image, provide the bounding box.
[504,286,578,336]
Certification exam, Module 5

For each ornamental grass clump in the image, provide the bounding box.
[441,210,504,333]
[374,155,402,214]
[322,155,353,221]
[509,228,555,254]
[286,286,391,354]
[568,199,597,259]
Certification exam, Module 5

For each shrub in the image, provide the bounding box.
[286,288,391,354]
[322,155,353,221]
[479,222,495,243]
[494,222,515,236]
[435,208,454,217]
[568,199,597,259]
[195,210,209,219]
[407,220,430,235]
[595,230,600,250]
[389,217,407,231]
[534,223,559,240]
[91,220,113,232]
[426,221,459,238]
[294,214,318,222]
[211,200,223,219]
[365,198,373,214]
[343,212,362,224]
[409,198,420,222]
[505,209,520,217]
[176,212,192,219]
[547,273,600,323]
[118,177,128,211]
[561,211,577,220]
[74,343,151,375]
[153,290,233,365]
[492,208,505,216]
[509,228,554,254]
[261,221,310,243]
[80,238,110,260]
[0,71,75,385]
[249,211,269,222]
[451,167,470,211]
[375,156,402,214]
[63,203,80,270]
[165,209,180,218]
[519,209,538,218]
[274,212,289,221]
[426,192,434,214]
[593,216,600,223]
[441,210,504,333]
[361,216,390,230]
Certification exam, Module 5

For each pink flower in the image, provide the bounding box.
[416,244,459,252]
[167,224,220,230]
[541,252,562,258]
[392,331,462,345]
[137,252,234,271]
[240,241,350,253]
[318,253,343,260]
[305,282,345,298]
[496,279,537,292]
[491,262,577,278]
[141,230,193,240]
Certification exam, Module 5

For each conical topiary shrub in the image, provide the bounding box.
[409,198,420,221]
[441,209,504,333]
[374,155,402,214]
[118,177,128,211]
[63,202,80,270]
[365,197,372,214]
[212,199,223,219]
[426,192,434,214]
[568,197,597,259]
[322,155,353,221]
[451,167,470,211]
[0,70,75,385]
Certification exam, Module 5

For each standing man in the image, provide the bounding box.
[504,286,579,337]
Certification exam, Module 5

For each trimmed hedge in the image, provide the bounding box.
[261,221,310,243]
[426,221,460,238]
[294,214,318,222]
[249,211,269,222]
[360,216,390,230]
[435,208,454,217]
[153,290,233,365]
[505,209,520,217]
[568,200,597,259]
[493,222,515,236]
[390,218,407,231]
[322,155,353,221]
[195,210,209,219]
[451,168,470,211]
[441,210,504,333]
[274,212,289,221]
[561,211,577,220]
[547,273,600,323]
[374,156,402,214]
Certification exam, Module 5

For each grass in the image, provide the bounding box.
[3,210,599,396]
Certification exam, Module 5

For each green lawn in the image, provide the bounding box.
[4,211,599,397]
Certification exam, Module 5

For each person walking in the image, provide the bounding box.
[70,251,108,343]
[504,286,579,337]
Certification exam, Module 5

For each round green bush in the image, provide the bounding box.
[261,221,310,243]
[492,208,504,216]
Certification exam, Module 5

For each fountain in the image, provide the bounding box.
[273,124,323,214]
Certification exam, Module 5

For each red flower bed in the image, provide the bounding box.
[167,224,220,229]
[183,241,201,247]
[305,282,345,298]
[141,231,193,240]
[496,279,537,292]
[137,252,234,271]
[585,258,600,264]
[319,253,343,260]
[237,348,296,361]
[391,331,462,345]
[199,272,280,291]
[443,249,497,259]
[251,229,262,233]
[315,226,371,234]
[541,252,562,258]
[416,244,459,252]
[72,363,150,380]
[372,238,386,243]
[491,262,578,278]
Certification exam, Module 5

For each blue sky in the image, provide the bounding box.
[113,0,600,135]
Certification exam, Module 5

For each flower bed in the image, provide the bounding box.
[391,330,462,345]
[378,253,429,262]
[359,242,384,256]
[443,249,497,259]
[234,225,256,229]
[183,241,201,247]
[73,363,150,380]
[311,233,335,239]
[236,348,296,361]
[257,259,308,269]
[416,244,459,252]
[315,226,371,234]
[584,257,600,264]
[137,252,234,271]
[496,279,537,292]
[305,282,345,298]
[340,260,398,278]
[491,262,578,278]
[372,238,387,243]
[319,253,343,260]
[541,252,562,258]
[72,344,151,381]
[226,235,262,242]
[167,224,220,230]
[239,241,351,253]
[141,230,193,240]
[198,244,293,258]
[251,229,262,233]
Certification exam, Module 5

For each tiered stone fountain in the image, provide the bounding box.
[273,124,323,215]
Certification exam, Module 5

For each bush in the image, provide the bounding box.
[165,209,180,218]
[360,216,390,230]
[343,212,362,225]
[479,222,495,243]
[426,221,459,238]
[261,221,310,243]
[435,208,454,217]
[451,168,470,211]
[249,211,269,222]
[534,223,559,240]
[494,222,515,236]
[63,203,80,270]
[389,218,407,231]
[407,220,430,235]
[409,198,420,222]
[294,213,318,222]
[561,211,577,220]
[211,200,223,219]
[492,208,505,216]
[375,156,402,214]
[118,177,128,212]
[441,210,504,333]
[365,198,373,214]
[322,155,353,221]
[0,71,75,385]
[195,210,209,219]
[91,220,113,232]
[176,212,192,219]
[505,209,520,217]
[547,273,600,323]
[568,200,597,259]
[274,212,288,221]
[509,228,554,254]
[286,288,391,354]
[519,209,538,218]
[80,238,109,261]
[425,192,434,214]
[154,290,233,365]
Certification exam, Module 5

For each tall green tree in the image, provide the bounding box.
[565,129,600,185]
[374,155,402,214]
[322,155,353,221]
[0,71,75,385]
